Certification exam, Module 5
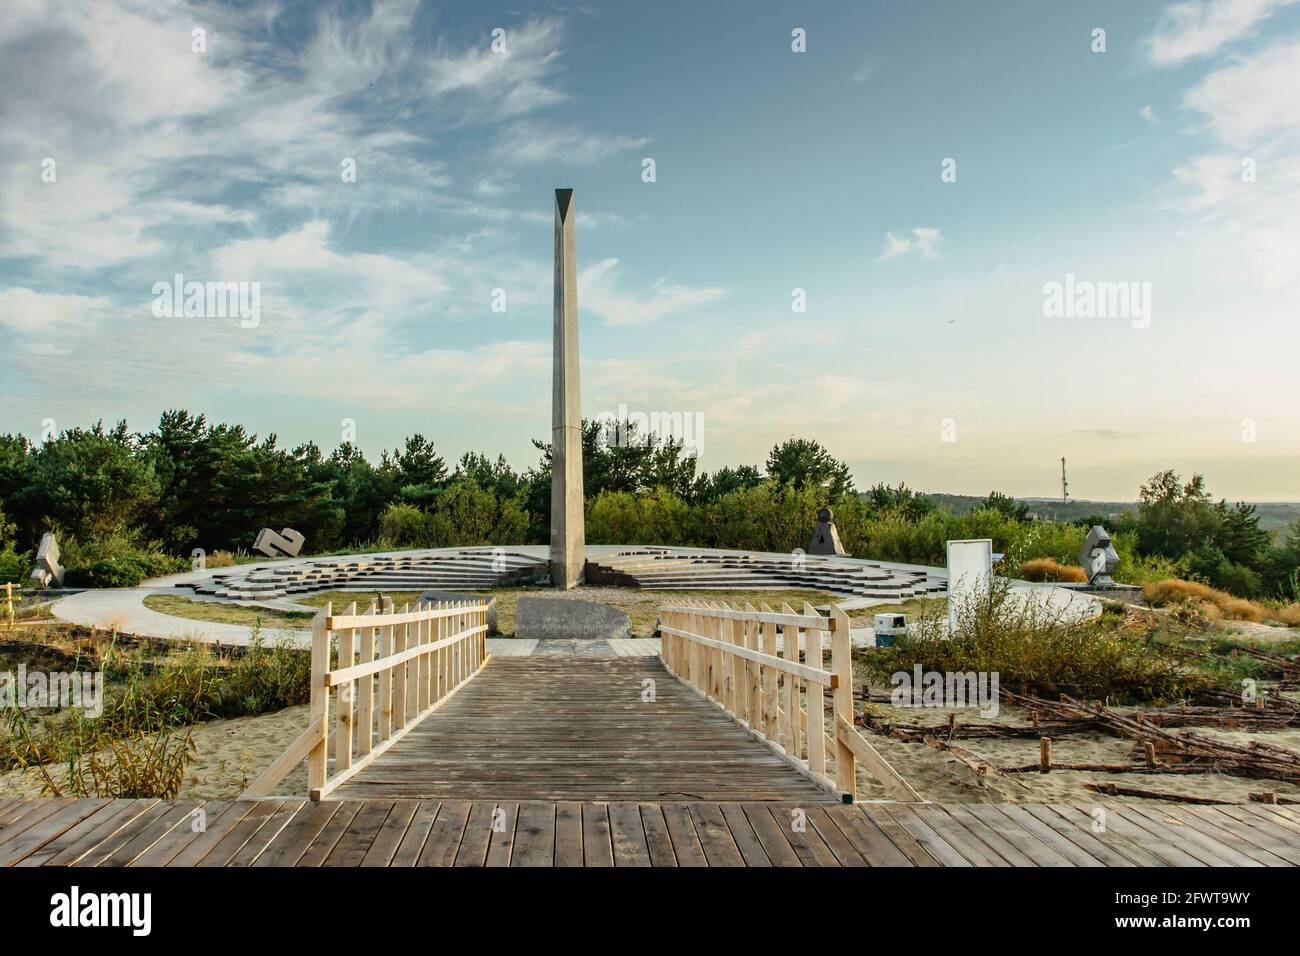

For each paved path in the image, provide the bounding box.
[51,587,310,646]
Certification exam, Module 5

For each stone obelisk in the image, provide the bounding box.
[550,188,585,588]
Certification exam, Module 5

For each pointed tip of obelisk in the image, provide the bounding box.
[555,187,574,219]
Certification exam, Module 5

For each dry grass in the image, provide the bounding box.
[1018,558,1087,583]
[1143,578,1266,623]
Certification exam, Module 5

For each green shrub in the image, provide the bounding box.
[865,581,1194,702]
[378,502,430,547]
[0,547,27,584]
[65,556,151,588]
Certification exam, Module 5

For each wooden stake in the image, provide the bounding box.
[1039,737,1052,773]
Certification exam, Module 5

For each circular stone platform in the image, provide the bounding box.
[48,544,1098,647]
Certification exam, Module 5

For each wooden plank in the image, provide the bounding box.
[988,805,1106,867]
[77,801,177,867]
[252,800,345,868]
[856,805,940,866]
[819,805,915,866]
[581,803,613,867]
[1213,807,1300,865]
[962,804,1075,867]
[1168,806,1296,867]
[196,799,289,867]
[511,801,556,867]
[227,800,308,866]
[639,804,677,867]
[0,798,76,851]
[100,801,208,867]
[719,801,773,866]
[555,801,584,867]
[390,801,439,866]
[913,805,1014,866]
[740,802,802,867]
[362,799,421,866]
[295,801,364,867]
[1123,805,1264,867]
[165,801,257,867]
[453,801,497,867]
[485,802,518,867]
[18,800,147,868]
[417,799,470,867]
[878,806,971,867]
[660,803,707,866]
[689,802,746,866]
[1051,805,1201,867]
[765,803,838,867]
[1104,805,1234,866]
[1043,805,1168,867]
[0,799,113,866]
[608,803,652,867]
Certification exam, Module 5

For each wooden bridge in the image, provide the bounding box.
[242,597,918,805]
[4,597,1299,867]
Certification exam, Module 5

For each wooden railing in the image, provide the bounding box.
[657,599,921,803]
[242,597,490,801]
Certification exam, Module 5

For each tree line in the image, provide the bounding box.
[0,411,1296,599]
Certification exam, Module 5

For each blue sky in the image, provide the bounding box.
[2,0,1298,500]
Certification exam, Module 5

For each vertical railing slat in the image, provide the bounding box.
[760,606,778,739]
[335,601,357,772]
[378,598,393,742]
[830,604,856,801]
[356,601,376,758]
[306,603,331,794]
[803,603,827,779]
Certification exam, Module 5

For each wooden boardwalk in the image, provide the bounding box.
[333,657,834,802]
[3,796,1298,866]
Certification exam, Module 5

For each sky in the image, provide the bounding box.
[1,0,1298,501]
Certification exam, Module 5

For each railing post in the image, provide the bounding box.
[780,602,799,759]
[335,601,357,774]
[378,597,394,741]
[804,603,827,780]
[830,604,856,802]
[306,603,331,797]
[760,607,778,739]
[357,601,376,758]
[394,602,409,729]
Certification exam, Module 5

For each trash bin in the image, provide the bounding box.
[873,613,906,648]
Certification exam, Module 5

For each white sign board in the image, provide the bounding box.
[946,538,993,633]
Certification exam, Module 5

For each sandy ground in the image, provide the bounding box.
[0,705,310,800]
[846,687,1300,805]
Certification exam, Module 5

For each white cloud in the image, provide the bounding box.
[1147,0,1297,65]
[1170,37,1300,289]
[878,227,942,261]
[494,122,649,166]
[1139,105,1157,123]
[579,258,727,326]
